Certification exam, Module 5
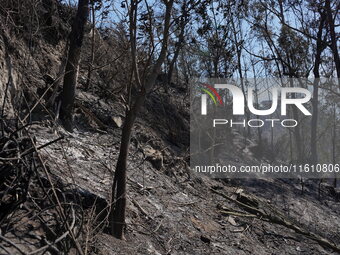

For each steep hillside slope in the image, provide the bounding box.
[0,2,339,255]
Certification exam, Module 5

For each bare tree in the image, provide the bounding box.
[110,0,174,239]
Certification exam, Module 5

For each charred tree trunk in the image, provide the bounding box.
[60,0,89,131]
[231,17,250,140]
[110,94,143,238]
[325,0,340,81]
[167,1,188,85]
[167,25,185,86]
[110,0,174,239]
[85,2,95,90]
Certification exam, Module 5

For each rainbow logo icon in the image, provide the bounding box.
[200,84,223,106]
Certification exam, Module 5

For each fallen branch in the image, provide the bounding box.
[211,188,340,253]
[131,199,149,218]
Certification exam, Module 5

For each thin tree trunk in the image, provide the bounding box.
[110,0,174,239]
[231,17,250,140]
[60,0,89,131]
[85,2,95,90]
[167,2,187,85]
[311,9,326,164]
[325,0,340,81]
[287,77,304,162]
[252,62,262,155]
[310,80,319,164]
[291,95,304,162]
[332,104,337,188]
[167,30,184,85]
[110,93,144,238]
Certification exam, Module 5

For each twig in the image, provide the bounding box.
[0,136,64,161]
[0,235,26,255]
[15,118,85,255]
[131,199,149,217]
[28,205,76,255]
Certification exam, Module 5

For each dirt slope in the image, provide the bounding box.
[24,86,339,254]
[0,2,340,254]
